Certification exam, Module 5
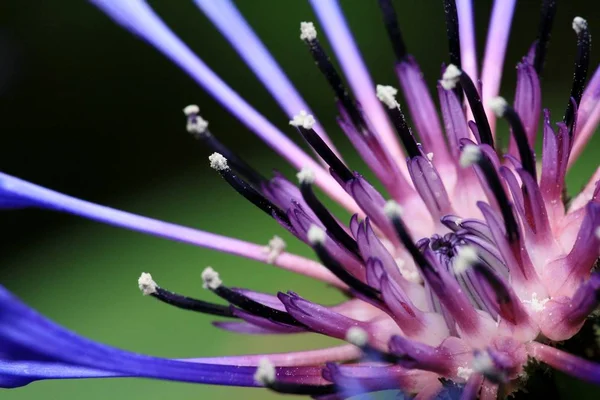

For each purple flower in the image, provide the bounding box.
[1,0,600,398]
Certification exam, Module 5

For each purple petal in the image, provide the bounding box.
[456,0,478,82]
[527,342,600,386]
[193,0,339,158]
[481,0,516,133]
[407,156,453,219]
[0,172,338,285]
[89,0,354,210]
[438,83,470,159]
[510,60,541,156]
[308,0,405,164]
[396,58,451,166]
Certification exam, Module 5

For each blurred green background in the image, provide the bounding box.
[0,0,599,399]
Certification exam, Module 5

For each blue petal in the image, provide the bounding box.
[0,285,259,387]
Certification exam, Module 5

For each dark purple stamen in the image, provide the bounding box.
[377,0,408,61]
[533,0,557,75]
[150,286,236,318]
[210,284,303,327]
[300,181,360,256]
[312,241,380,300]
[294,125,354,183]
[388,213,439,277]
[266,381,336,396]
[442,0,462,70]
[472,151,520,243]
[382,104,421,158]
[564,18,591,133]
[459,71,495,148]
[188,117,266,187]
[303,37,365,131]
[216,167,290,225]
[502,104,537,179]
[471,263,518,323]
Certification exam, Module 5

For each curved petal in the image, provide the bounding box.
[0,172,341,286]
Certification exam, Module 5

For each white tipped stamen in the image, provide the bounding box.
[472,351,495,375]
[307,224,326,245]
[488,97,508,117]
[441,64,462,90]
[426,152,434,161]
[384,200,403,219]
[595,226,600,239]
[296,167,315,184]
[522,292,550,312]
[456,367,474,381]
[254,358,276,386]
[187,115,209,135]
[183,104,200,116]
[459,145,482,168]
[209,152,229,171]
[573,17,588,34]
[376,84,399,109]
[263,235,286,264]
[300,21,317,41]
[346,326,368,347]
[138,272,157,296]
[453,246,479,275]
[201,267,222,290]
[289,110,316,129]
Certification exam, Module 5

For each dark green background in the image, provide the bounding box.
[0,1,599,399]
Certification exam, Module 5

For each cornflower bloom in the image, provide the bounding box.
[1,0,600,398]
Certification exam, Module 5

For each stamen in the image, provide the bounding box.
[300,23,365,130]
[309,225,380,299]
[453,246,479,274]
[254,358,336,396]
[460,146,519,242]
[564,16,591,133]
[459,144,481,168]
[209,153,290,224]
[383,200,403,219]
[186,107,266,186]
[449,66,494,147]
[472,350,508,384]
[299,21,317,41]
[489,96,537,179]
[290,111,354,183]
[441,64,462,90]
[376,85,421,158]
[533,0,557,75]
[138,272,234,317]
[442,0,462,70]
[263,236,286,264]
[299,171,360,256]
[201,267,302,326]
[345,326,368,347]
[377,0,408,61]
[254,358,276,386]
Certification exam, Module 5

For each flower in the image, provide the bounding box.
[1,0,600,398]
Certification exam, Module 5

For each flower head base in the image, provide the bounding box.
[1,0,600,398]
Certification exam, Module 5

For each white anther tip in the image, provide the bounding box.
[488,97,508,117]
[346,326,368,347]
[289,110,316,130]
[376,84,399,109]
[384,200,403,219]
[138,272,157,296]
[595,226,600,239]
[307,225,326,245]
[296,167,315,184]
[183,104,199,116]
[300,21,317,41]
[264,235,286,264]
[209,152,228,171]
[187,115,209,135]
[573,17,588,34]
[441,64,462,90]
[453,246,479,275]
[201,267,222,290]
[459,145,481,168]
[254,358,276,386]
